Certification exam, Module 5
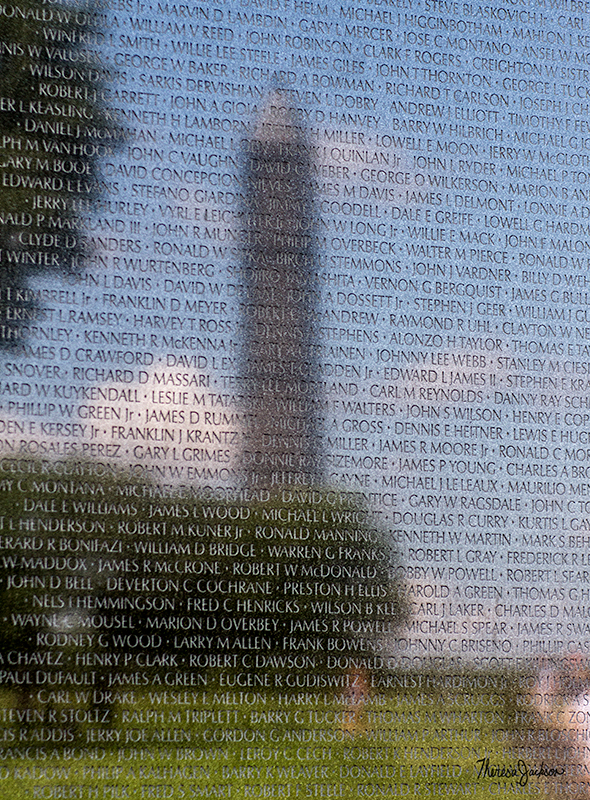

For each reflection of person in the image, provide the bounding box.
[525,655,590,800]
[241,96,322,489]
[340,667,369,735]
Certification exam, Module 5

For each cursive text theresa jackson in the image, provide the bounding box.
[475,758,566,786]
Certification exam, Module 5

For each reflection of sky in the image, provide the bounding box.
[3,0,590,662]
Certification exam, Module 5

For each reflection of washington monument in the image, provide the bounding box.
[241,98,323,489]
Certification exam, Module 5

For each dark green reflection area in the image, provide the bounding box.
[0,0,123,348]
[0,669,566,799]
[0,468,577,799]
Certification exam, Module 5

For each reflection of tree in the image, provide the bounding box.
[0,468,406,693]
[0,0,122,345]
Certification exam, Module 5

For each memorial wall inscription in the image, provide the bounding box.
[1,0,590,796]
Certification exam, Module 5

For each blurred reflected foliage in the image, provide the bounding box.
[0,0,122,345]
[0,463,407,687]
[0,466,573,799]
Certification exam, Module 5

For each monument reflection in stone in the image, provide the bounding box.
[241,98,323,490]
